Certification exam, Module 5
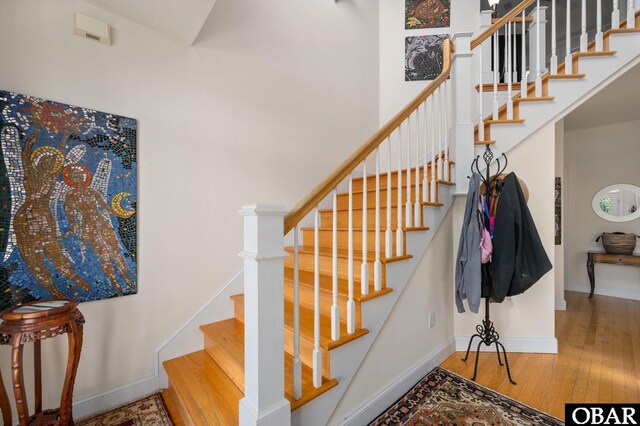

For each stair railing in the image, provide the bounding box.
[283,38,454,394]
[474,0,637,144]
[239,39,453,426]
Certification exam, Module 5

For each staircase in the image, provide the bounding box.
[162,162,456,425]
[160,2,640,425]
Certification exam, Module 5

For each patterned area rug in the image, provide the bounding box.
[370,367,564,425]
[77,393,174,426]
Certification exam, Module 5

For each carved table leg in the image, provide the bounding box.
[11,334,29,426]
[0,360,12,426]
[35,339,42,414]
[59,320,83,425]
[587,253,595,299]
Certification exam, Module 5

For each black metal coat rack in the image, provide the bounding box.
[462,144,517,385]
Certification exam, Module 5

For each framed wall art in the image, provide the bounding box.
[406,0,450,29]
[405,34,449,81]
[0,90,137,310]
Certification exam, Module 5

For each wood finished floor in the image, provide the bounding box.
[441,291,640,421]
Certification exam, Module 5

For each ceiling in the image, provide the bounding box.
[84,0,217,45]
[564,62,640,131]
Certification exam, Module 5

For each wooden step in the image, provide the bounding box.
[349,161,454,192]
[200,318,338,411]
[284,246,411,282]
[230,294,369,379]
[283,267,393,329]
[557,50,617,74]
[163,351,242,426]
[161,389,186,426]
[301,226,428,253]
[335,185,430,210]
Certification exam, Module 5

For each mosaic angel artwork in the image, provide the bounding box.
[405,0,450,29]
[0,90,137,310]
[405,34,449,81]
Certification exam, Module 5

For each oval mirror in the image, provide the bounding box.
[592,184,640,222]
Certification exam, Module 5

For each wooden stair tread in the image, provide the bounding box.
[516,96,554,103]
[230,294,370,351]
[421,201,444,206]
[573,50,617,58]
[163,351,242,426]
[546,73,586,79]
[200,319,338,411]
[284,267,393,303]
[304,226,429,232]
[285,246,412,263]
[484,119,525,125]
[161,390,186,426]
[475,140,496,145]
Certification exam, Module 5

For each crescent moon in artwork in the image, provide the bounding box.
[110,192,135,218]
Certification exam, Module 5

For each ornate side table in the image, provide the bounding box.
[0,299,85,426]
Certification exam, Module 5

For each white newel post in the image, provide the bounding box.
[528,6,548,80]
[239,204,291,426]
[451,33,474,194]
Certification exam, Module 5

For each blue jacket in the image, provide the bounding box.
[455,173,481,313]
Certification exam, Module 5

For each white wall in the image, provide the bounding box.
[564,119,640,300]
[379,0,480,125]
[0,0,379,415]
[328,208,454,424]
[555,119,566,310]
[454,123,557,353]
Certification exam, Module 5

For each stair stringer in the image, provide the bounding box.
[291,185,455,426]
[484,32,640,158]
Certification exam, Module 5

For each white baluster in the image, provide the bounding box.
[347,175,355,334]
[478,45,485,140]
[361,162,369,296]
[293,226,302,399]
[405,116,413,228]
[313,207,322,387]
[492,32,499,119]
[629,0,636,29]
[581,0,588,52]
[535,1,543,97]
[385,137,393,259]
[331,190,340,341]
[507,21,514,119]
[566,0,573,74]
[396,125,404,257]
[521,9,529,98]
[512,22,518,83]
[551,0,558,74]
[429,91,437,204]
[596,0,604,51]
[414,105,421,222]
[374,147,382,291]
[612,0,620,29]
[437,87,444,181]
[443,81,450,182]
[422,99,429,202]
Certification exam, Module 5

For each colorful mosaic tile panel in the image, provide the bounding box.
[0,90,137,310]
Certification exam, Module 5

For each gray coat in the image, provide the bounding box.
[455,173,481,313]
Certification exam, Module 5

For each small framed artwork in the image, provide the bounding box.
[405,35,449,81]
[406,0,451,29]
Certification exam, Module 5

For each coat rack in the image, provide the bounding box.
[462,144,517,385]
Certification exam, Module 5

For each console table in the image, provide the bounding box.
[586,251,640,298]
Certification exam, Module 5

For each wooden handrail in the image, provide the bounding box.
[471,0,535,50]
[283,39,455,235]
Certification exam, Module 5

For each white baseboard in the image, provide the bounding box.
[73,375,160,421]
[555,298,566,311]
[455,336,558,354]
[568,285,640,301]
[334,338,456,426]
